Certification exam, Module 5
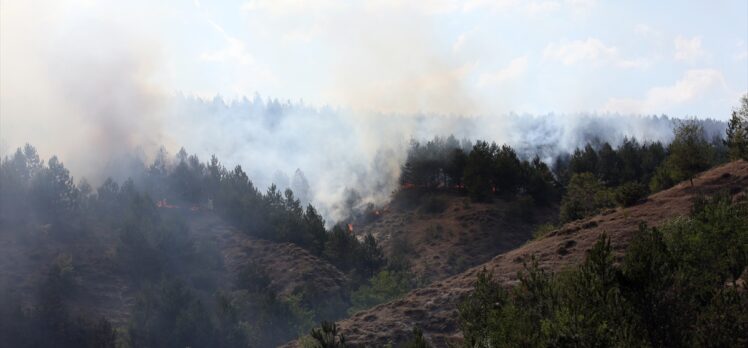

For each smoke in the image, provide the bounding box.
[0,1,729,224]
[161,95,726,222]
[0,1,170,181]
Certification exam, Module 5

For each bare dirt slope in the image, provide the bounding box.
[355,194,556,282]
[288,160,748,347]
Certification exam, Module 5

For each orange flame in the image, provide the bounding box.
[347,223,354,233]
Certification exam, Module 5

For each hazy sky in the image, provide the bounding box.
[2,0,746,119]
[1,0,746,221]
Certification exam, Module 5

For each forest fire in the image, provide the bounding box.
[347,223,354,233]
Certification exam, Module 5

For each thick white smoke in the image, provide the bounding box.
[161,95,725,222]
[0,0,729,224]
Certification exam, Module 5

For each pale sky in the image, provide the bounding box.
[2,0,747,119]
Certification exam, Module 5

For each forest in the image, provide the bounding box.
[0,97,747,347]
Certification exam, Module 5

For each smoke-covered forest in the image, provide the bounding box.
[2,99,747,346]
[3,1,748,347]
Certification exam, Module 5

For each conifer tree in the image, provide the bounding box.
[725,94,748,161]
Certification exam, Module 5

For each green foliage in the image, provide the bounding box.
[555,138,668,192]
[559,172,614,222]
[457,269,509,346]
[649,161,678,192]
[570,144,599,175]
[360,233,385,278]
[667,121,714,185]
[532,223,557,240]
[348,270,413,314]
[399,136,466,189]
[648,122,715,191]
[596,142,623,186]
[324,225,360,272]
[725,94,748,161]
[615,181,648,207]
[522,156,559,204]
[459,194,748,347]
[463,141,496,202]
[493,145,523,195]
[305,321,346,348]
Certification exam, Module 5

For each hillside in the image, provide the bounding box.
[189,213,350,304]
[0,210,350,326]
[286,160,748,347]
[354,194,556,282]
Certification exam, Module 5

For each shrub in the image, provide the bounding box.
[649,162,678,192]
[531,223,557,240]
[559,173,614,223]
[615,181,648,207]
[304,321,346,348]
[348,270,412,314]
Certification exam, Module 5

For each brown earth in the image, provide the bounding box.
[285,160,748,347]
[355,194,556,283]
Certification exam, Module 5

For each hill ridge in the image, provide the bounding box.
[284,160,748,347]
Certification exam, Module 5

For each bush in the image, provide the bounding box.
[347,271,413,315]
[559,173,614,223]
[531,223,557,240]
[304,321,346,348]
[615,181,648,207]
[649,162,677,192]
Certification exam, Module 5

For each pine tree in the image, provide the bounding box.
[725,94,748,161]
[667,121,713,186]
